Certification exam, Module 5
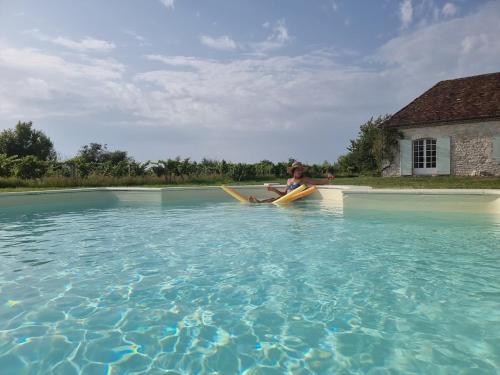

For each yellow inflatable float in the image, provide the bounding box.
[273,185,317,205]
[220,185,249,203]
[221,185,317,204]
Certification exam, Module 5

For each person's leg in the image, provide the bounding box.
[259,197,276,203]
[248,196,275,203]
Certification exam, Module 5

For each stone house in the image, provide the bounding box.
[383,72,500,176]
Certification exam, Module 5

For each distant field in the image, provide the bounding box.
[1,175,499,192]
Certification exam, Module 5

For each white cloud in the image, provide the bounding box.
[199,21,291,54]
[442,2,458,17]
[160,0,174,10]
[53,36,115,52]
[123,30,150,47]
[200,35,238,50]
[142,0,500,131]
[0,45,127,118]
[26,29,115,52]
[252,19,291,54]
[332,1,339,12]
[137,53,352,132]
[1,1,500,161]
[377,1,500,80]
[400,0,413,28]
[461,35,475,54]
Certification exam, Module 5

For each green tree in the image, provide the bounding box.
[78,143,129,164]
[334,115,402,176]
[64,157,93,178]
[78,143,105,163]
[219,160,229,175]
[147,160,173,181]
[0,121,56,161]
[229,163,257,181]
[14,156,48,179]
[0,154,19,177]
[255,160,274,177]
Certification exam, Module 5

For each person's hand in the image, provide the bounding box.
[267,186,277,192]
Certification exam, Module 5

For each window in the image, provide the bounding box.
[413,139,436,169]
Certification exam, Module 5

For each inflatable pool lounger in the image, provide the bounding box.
[221,185,317,204]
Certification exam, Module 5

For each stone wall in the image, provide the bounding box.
[382,120,500,176]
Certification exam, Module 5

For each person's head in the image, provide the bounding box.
[288,161,306,178]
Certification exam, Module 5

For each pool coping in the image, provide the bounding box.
[0,185,372,197]
[344,188,500,196]
[0,185,499,197]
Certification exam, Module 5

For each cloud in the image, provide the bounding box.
[400,0,413,28]
[442,2,458,17]
[252,19,291,54]
[26,29,115,52]
[1,1,500,161]
[123,30,151,47]
[332,1,339,12]
[198,21,290,54]
[139,52,356,132]
[139,0,500,132]
[0,45,127,119]
[376,1,500,84]
[160,0,174,10]
[200,35,238,50]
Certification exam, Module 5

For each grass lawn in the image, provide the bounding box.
[0,176,499,192]
[331,176,500,189]
[0,177,283,192]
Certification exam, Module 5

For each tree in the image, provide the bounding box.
[334,115,402,176]
[229,163,256,181]
[0,154,19,177]
[78,143,106,163]
[14,156,48,179]
[0,122,56,161]
[78,143,129,164]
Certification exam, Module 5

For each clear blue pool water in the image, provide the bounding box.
[0,200,499,374]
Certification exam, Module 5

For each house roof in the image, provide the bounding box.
[385,72,500,127]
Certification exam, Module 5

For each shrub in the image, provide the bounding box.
[14,156,48,179]
[0,154,18,177]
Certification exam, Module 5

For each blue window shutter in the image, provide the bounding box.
[400,139,412,176]
[493,136,500,162]
[437,137,451,175]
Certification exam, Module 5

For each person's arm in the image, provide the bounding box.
[267,186,287,196]
[304,174,335,185]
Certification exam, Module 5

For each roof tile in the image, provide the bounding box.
[385,72,500,127]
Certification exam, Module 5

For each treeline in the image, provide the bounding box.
[0,116,399,187]
[0,122,334,186]
[0,153,334,181]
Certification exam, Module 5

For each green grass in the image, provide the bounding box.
[331,176,500,189]
[0,175,499,193]
[0,175,284,192]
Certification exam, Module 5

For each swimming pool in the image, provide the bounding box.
[1,190,499,374]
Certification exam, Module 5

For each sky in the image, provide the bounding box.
[0,0,499,163]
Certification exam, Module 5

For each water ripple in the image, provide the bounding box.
[0,202,499,374]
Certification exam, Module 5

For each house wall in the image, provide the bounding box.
[383,120,500,176]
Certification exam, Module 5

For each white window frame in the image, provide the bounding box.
[413,138,437,175]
